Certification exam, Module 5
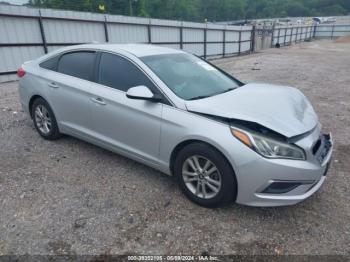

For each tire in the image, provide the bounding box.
[174,142,237,208]
[31,98,61,140]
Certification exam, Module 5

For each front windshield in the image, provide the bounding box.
[141,53,241,100]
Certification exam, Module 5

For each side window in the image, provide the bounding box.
[57,51,96,81]
[98,52,156,92]
[39,55,59,71]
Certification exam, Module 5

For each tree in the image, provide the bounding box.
[27,0,350,22]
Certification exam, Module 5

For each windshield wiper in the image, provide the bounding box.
[188,95,212,100]
[188,87,236,101]
[217,87,236,95]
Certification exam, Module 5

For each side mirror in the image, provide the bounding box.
[126,85,161,102]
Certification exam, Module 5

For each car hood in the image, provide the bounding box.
[185,83,318,138]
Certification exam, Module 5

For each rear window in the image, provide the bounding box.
[57,51,96,81]
[39,56,59,71]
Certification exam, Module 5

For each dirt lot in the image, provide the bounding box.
[0,39,350,256]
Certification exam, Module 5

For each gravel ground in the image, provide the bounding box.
[0,39,350,256]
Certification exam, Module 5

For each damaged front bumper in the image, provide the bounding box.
[234,132,333,207]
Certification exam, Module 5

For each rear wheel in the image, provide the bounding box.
[174,142,237,208]
[31,98,61,140]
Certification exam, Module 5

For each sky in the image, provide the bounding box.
[4,0,28,5]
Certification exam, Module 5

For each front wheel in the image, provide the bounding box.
[174,142,237,208]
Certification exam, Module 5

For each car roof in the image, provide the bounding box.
[65,43,185,57]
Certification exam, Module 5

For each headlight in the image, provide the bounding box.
[231,127,306,160]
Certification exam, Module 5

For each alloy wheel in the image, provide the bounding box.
[182,155,222,199]
[34,105,52,135]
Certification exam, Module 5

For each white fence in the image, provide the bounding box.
[1,4,349,83]
[272,25,314,47]
[0,4,253,82]
[314,24,350,38]
[260,24,350,49]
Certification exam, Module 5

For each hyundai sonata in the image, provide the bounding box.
[18,44,333,207]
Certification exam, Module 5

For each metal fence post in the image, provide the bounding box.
[204,26,207,59]
[38,10,48,54]
[302,27,304,41]
[276,28,280,45]
[251,25,255,53]
[103,15,109,42]
[313,25,317,38]
[310,26,313,39]
[180,23,183,50]
[148,19,152,44]
[222,28,226,57]
[238,30,241,55]
[331,25,335,39]
[295,27,299,43]
[271,23,275,48]
[283,28,287,46]
[290,27,293,45]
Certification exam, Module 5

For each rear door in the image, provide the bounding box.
[44,51,97,136]
[89,52,165,165]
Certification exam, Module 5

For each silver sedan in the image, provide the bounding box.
[18,44,333,207]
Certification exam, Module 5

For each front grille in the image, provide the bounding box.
[316,134,332,164]
[312,138,322,155]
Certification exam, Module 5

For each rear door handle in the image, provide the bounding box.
[48,82,59,88]
[91,97,106,105]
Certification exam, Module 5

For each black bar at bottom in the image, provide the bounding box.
[0,71,17,76]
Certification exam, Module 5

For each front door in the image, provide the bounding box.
[89,52,164,165]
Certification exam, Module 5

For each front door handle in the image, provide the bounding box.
[91,97,106,105]
[48,82,59,88]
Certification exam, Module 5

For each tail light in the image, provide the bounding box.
[17,67,26,78]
